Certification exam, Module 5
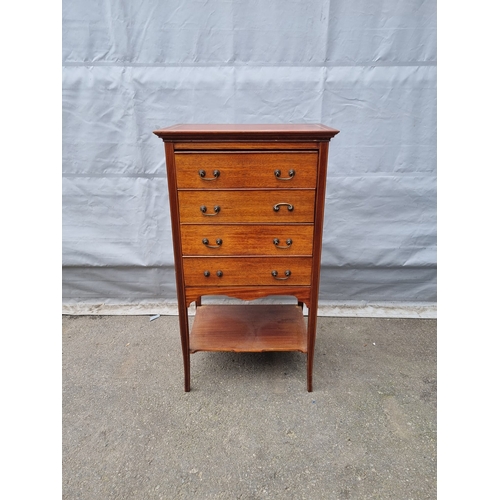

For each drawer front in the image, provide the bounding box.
[175,152,318,189]
[178,190,316,223]
[181,224,314,256]
[183,257,313,286]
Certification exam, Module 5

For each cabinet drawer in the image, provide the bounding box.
[178,190,316,223]
[175,152,317,189]
[183,257,312,286]
[181,224,314,256]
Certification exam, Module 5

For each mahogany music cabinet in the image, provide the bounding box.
[153,124,339,391]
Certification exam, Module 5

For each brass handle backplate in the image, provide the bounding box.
[273,203,294,212]
[202,238,223,248]
[200,205,220,216]
[271,270,292,280]
[273,238,293,249]
[199,169,220,181]
[274,169,295,181]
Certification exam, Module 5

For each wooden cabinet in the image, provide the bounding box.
[153,124,339,391]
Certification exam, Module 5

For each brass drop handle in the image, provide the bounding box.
[273,238,293,249]
[271,270,292,280]
[274,169,295,181]
[273,203,294,212]
[200,205,220,216]
[199,169,220,181]
[202,238,223,248]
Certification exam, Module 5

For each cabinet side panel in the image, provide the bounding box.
[307,140,330,391]
[164,141,191,391]
[164,142,184,298]
[312,141,330,287]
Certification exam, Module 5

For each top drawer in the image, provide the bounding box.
[175,152,318,189]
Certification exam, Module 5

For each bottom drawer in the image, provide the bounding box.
[183,257,312,286]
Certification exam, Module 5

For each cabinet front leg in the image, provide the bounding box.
[178,306,191,392]
[306,306,318,392]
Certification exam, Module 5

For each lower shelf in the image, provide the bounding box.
[189,304,307,353]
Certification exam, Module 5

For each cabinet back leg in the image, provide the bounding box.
[307,352,314,392]
[178,306,191,392]
[184,357,191,392]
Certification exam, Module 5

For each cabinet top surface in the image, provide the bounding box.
[153,123,339,141]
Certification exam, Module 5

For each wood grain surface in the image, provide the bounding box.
[184,286,312,308]
[173,141,320,150]
[155,123,338,391]
[175,151,317,189]
[178,189,316,223]
[180,224,314,256]
[153,123,340,141]
[189,305,308,353]
[182,256,312,286]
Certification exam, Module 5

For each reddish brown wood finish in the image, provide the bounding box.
[154,124,339,141]
[180,224,314,256]
[164,141,191,392]
[175,151,318,189]
[307,141,330,391]
[184,286,312,308]
[178,190,316,224]
[190,305,307,353]
[154,124,339,392]
[182,257,313,286]
[174,141,320,150]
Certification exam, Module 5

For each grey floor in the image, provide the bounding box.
[62,314,436,499]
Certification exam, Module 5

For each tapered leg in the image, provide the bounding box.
[306,303,318,392]
[178,305,190,392]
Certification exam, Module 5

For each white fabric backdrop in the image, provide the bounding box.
[62,0,436,306]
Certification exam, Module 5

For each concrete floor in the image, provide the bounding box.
[62,314,436,499]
